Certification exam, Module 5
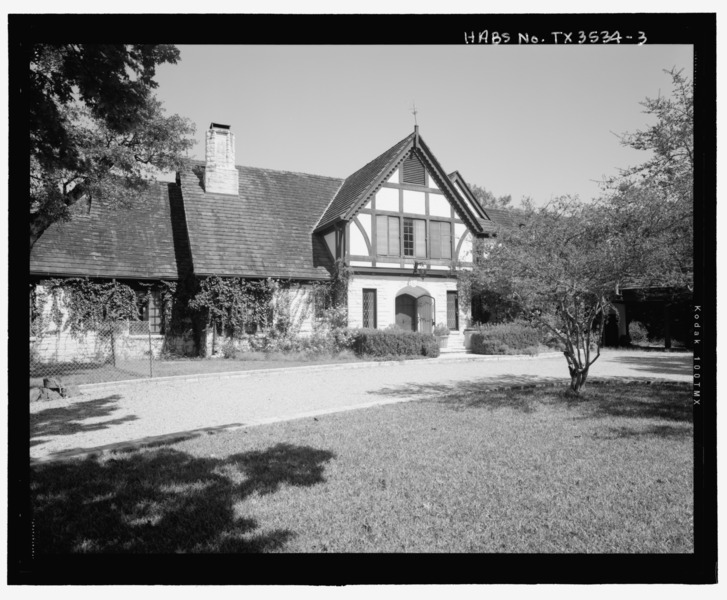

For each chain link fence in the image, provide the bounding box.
[30,320,161,387]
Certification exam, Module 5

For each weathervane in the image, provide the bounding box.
[410,101,419,127]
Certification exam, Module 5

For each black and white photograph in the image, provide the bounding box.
[7,6,717,587]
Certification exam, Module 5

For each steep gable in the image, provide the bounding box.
[315,133,414,232]
[315,130,486,236]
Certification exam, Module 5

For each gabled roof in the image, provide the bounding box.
[315,130,486,235]
[30,182,188,280]
[180,162,342,279]
[481,206,522,229]
[315,133,414,231]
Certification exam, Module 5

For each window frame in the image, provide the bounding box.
[362,288,377,329]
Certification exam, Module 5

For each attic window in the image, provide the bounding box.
[402,154,426,186]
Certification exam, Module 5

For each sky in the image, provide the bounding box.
[153,43,693,206]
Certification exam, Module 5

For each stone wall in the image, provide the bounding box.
[347,274,468,331]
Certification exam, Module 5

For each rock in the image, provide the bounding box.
[60,385,81,398]
[38,388,62,401]
[43,377,63,390]
[29,388,41,403]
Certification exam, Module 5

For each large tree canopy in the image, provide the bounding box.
[601,67,693,290]
[465,67,694,394]
[29,44,196,250]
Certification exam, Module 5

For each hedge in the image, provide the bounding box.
[470,321,541,355]
[351,328,440,358]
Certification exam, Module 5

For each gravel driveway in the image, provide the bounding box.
[29,349,692,463]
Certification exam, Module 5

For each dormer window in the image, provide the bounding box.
[402,153,425,185]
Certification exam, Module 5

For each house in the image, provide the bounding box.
[30,123,511,359]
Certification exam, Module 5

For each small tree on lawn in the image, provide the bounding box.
[468,195,642,394]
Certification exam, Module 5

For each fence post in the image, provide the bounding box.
[148,322,154,378]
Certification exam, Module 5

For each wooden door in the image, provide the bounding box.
[417,295,434,334]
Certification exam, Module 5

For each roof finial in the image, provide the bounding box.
[410,101,419,147]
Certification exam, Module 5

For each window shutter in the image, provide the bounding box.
[376,215,388,255]
[402,154,425,185]
[388,217,400,256]
[414,219,426,257]
[430,222,442,258]
[441,222,452,259]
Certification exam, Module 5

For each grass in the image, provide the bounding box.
[30,350,367,386]
[30,382,693,553]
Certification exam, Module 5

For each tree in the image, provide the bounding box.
[601,67,693,290]
[464,68,694,394]
[29,44,196,250]
[466,195,631,394]
[469,183,512,209]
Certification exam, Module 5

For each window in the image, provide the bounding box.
[362,289,377,328]
[137,290,162,334]
[430,221,452,259]
[447,291,459,330]
[403,218,426,258]
[376,215,400,256]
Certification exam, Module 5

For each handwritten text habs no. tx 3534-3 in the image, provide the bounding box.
[464,31,647,45]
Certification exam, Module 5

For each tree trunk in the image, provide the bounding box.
[568,367,589,393]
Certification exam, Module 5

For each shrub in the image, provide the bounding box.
[433,323,450,337]
[351,329,440,358]
[220,339,238,359]
[628,321,649,344]
[470,321,541,355]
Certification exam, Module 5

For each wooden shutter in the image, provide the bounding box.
[414,219,426,257]
[376,215,388,255]
[430,222,442,258]
[441,222,452,259]
[388,217,400,256]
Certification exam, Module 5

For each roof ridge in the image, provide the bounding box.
[188,159,343,182]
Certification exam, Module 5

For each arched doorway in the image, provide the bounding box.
[395,294,416,331]
[395,286,434,334]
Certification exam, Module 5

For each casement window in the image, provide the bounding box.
[403,217,426,258]
[362,289,377,328]
[430,221,452,259]
[137,290,162,334]
[376,215,400,256]
[447,291,459,331]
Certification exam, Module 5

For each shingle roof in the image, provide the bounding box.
[315,132,414,231]
[180,163,342,279]
[481,207,522,229]
[30,182,188,280]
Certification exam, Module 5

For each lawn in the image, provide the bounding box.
[30,382,693,554]
[30,351,368,386]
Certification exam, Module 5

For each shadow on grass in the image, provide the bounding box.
[594,423,692,440]
[30,395,137,444]
[607,353,692,376]
[372,377,692,425]
[31,443,335,553]
[373,375,566,414]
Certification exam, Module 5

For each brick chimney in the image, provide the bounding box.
[204,123,239,195]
